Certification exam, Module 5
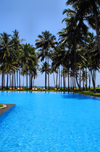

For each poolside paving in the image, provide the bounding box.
[0,104,15,115]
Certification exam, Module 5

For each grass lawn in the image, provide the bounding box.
[73,90,100,98]
[0,104,3,107]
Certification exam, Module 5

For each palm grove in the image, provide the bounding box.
[0,0,100,92]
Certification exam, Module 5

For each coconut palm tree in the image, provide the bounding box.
[58,24,83,90]
[65,0,100,56]
[20,43,38,90]
[0,32,14,90]
[62,1,100,92]
[35,30,57,89]
[12,29,25,88]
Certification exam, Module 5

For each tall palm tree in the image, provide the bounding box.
[12,29,25,88]
[66,0,100,56]
[20,43,38,89]
[62,2,100,92]
[0,32,14,90]
[35,30,57,89]
[58,19,83,90]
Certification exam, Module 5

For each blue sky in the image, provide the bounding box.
[0,0,99,87]
[0,0,66,45]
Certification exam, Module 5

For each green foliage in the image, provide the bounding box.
[0,104,3,107]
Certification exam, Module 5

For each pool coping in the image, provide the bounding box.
[0,104,15,115]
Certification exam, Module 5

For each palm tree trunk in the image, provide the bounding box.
[56,70,58,88]
[17,70,18,87]
[91,69,96,92]
[23,74,24,88]
[32,77,34,88]
[48,57,49,90]
[59,66,60,88]
[86,68,87,90]
[2,61,4,90]
[31,75,33,90]
[45,71,46,89]
[74,48,81,90]
[14,71,16,88]
[61,75,62,90]
[26,74,28,89]
[3,73,5,88]
[63,69,65,91]
[84,37,96,93]
[29,74,30,89]
[19,69,20,88]
[89,70,91,90]
[53,72,55,87]
[83,69,84,90]
[10,74,12,87]
[68,50,69,92]
[48,73,49,89]
[93,69,96,90]
[7,72,8,90]
[12,71,13,88]
[29,74,32,90]
[79,69,81,89]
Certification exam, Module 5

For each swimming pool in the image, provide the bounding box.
[0,91,100,152]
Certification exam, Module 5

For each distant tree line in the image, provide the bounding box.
[0,30,38,90]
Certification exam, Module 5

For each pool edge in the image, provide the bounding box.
[0,104,15,116]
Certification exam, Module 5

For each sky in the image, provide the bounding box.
[0,0,100,87]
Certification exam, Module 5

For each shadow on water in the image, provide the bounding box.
[61,92,100,100]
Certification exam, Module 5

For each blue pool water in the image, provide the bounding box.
[0,91,100,152]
